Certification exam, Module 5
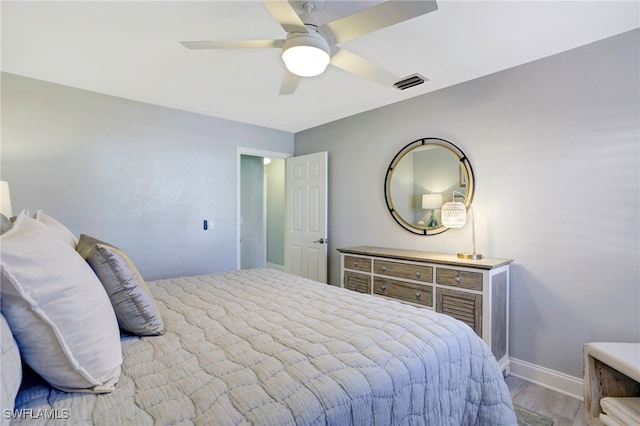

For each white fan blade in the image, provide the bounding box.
[180,40,284,49]
[262,0,308,34]
[319,0,438,45]
[330,47,399,87]
[279,69,301,95]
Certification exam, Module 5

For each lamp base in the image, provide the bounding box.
[427,211,438,228]
[457,252,484,260]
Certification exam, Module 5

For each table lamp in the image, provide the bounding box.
[441,191,483,259]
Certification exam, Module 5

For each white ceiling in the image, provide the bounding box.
[2,1,638,133]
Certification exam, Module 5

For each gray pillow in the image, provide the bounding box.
[1,313,21,422]
[77,234,164,336]
[0,214,11,235]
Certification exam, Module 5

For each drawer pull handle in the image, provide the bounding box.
[415,292,421,299]
[382,266,387,272]
[381,286,387,291]
[455,276,461,283]
[415,271,421,278]
[354,261,359,268]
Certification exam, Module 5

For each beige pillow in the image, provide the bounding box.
[33,209,77,248]
[77,234,164,336]
[0,213,122,393]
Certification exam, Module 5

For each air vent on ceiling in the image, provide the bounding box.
[394,74,427,90]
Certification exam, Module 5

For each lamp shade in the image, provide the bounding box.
[0,181,12,217]
[421,193,442,210]
[282,32,330,77]
[441,201,466,228]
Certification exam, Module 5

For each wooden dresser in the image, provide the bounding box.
[338,246,513,373]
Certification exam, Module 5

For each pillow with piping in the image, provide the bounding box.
[0,212,122,393]
[33,209,77,248]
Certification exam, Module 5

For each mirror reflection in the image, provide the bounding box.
[384,138,475,235]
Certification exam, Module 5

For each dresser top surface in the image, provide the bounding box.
[338,246,513,270]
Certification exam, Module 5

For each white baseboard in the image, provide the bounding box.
[509,357,584,400]
[267,262,285,272]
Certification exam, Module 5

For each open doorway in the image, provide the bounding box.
[237,148,290,270]
[263,157,286,270]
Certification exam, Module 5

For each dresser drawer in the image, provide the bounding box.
[374,259,432,283]
[436,268,483,291]
[436,288,482,336]
[344,255,371,272]
[373,277,433,307]
[344,271,371,294]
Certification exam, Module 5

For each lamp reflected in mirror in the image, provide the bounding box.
[421,193,442,228]
[441,191,483,259]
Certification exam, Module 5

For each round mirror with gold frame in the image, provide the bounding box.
[384,137,475,235]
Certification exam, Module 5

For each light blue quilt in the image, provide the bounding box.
[12,269,516,425]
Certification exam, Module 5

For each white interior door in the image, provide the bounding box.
[285,152,328,283]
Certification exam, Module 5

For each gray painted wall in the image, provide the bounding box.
[1,73,294,279]
[295,29,640,379]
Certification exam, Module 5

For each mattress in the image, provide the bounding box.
[11,269,516,425]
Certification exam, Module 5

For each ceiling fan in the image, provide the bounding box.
[180,0,437,95]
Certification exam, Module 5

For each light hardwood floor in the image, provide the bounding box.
[506,375,588,426]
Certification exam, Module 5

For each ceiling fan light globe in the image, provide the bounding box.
[283,46,330,76]
[282,32,330,77]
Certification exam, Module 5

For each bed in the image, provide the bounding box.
[1,211,516,425]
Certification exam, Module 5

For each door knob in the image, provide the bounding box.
[313,238,327,244]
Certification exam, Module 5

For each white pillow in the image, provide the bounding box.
[0,312,21,421]
[33,209,78,248]
[0,212,122,393]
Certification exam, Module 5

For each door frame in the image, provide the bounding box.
[236,147,292,270]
